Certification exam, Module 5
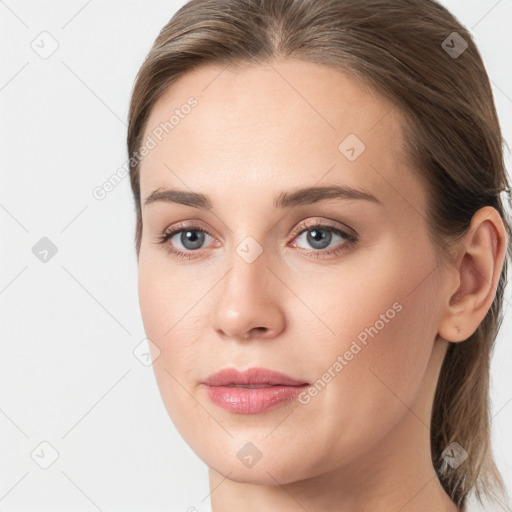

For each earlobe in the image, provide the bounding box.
[437,206,507,343]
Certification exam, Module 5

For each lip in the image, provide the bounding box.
[203,367,308,387]
[201,367,309,414]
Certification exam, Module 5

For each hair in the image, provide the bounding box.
[127,0,512,509]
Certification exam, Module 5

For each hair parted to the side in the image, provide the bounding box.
[127,0,512,509]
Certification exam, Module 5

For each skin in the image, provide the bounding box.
[136,59,507,511]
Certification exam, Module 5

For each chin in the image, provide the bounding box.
[208,459,302,485]
[198,439,314,485]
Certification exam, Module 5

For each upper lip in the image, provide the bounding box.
[202,367,308,387]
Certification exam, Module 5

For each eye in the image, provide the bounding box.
[155,220,358,260]
[290,221,357,259]
[156,222,217,260]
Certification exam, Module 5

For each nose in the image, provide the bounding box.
[211,246,286,342]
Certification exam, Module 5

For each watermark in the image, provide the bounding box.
[133,337,161,366]
[30,441,59,469]
[92,96,198,201]
[236,442,263,468]
[236,235,263,263]
[298,301,403,404]
[442,441,468,469]
[32,236,58,263]
[31,31,59,60]
[338,133,366,161]
[441,32,468,59]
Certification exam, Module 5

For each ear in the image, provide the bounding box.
[438,206,508,343]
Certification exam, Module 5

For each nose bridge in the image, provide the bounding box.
[221,216,272,287]
[224,234,270,304]
[212,233,285,340]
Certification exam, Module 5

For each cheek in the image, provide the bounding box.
[357,240,440,387]
[293,240,439,447]
[317,291,437,471]
[137,254,211,426]
[137,249,204,344]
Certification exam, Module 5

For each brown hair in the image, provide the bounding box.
[127,0,512,508]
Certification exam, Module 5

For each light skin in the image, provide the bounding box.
[136,59,507,511]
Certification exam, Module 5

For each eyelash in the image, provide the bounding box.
[156,220,358,261]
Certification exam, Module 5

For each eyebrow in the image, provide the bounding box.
[143,185,383,209]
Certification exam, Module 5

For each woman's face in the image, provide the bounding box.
[137,59,449,484]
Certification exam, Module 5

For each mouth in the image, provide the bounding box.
[201,367,310,414]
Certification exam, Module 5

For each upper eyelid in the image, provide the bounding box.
[165,217,354,234]
[293,220,353,235]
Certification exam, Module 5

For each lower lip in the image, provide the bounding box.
[203,384,308,414]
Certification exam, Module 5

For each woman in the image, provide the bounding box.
[127,0,511,510]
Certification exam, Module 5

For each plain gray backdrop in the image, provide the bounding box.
[1,1,511,510]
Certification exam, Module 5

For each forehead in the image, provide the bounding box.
[139,59,423,214]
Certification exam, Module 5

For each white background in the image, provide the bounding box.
[1,1,511,510]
